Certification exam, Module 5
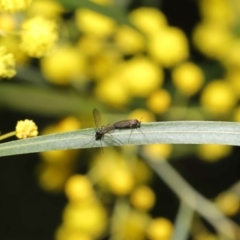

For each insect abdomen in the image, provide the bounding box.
[113,119,140,129]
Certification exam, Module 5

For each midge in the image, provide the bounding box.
[93,108,114,143]
[113,119,141,130]
[113,118,148,143]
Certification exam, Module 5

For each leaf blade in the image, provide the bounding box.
[0,121,240,157]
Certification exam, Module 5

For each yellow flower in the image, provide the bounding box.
[52,116,81,132]
[198,144,232,162]
[77,35,104,57]
[27,0,64,19]
[122,57,164,97]
[192,23,232,60]
[75,8,116,38]
[63,201,107,238]
[20,15,58,57]
[200,80,237,115]
[0,45,16,78]
[222,40,240,68]
[38,163,72,192]
[129,7,167,36]
[147,217,173,240]
[90,49,121,79]
[132,159,153,185]
[0,36,28,64]
[143,144,172,159]
[108,166,135,195]
[0,0,31,13]
[0,13,17,33]
[95,73,130,107]
[65,175,95,202]
[92,149,135,195]
[148,27,189,67]
[15,119,38,139]
[147,89,171,114]
[114,25,145,54]
[41,46,87,85]
[199,0,233,26]
[172,62,204,96]
[215,192,240,216]
[129,109,156,122]
[115,210,150,240]
[130,185,155,211]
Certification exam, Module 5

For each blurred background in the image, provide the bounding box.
[0,0,240,239]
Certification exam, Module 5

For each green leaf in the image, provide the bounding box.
[0,121,240,157]
[0,84,101,116]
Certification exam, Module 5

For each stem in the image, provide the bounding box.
[0,131,16,141]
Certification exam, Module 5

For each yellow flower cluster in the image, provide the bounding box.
[191,0,240,120]
[129,7,167,35]
[197,144,232,162]
[26,0,64,18]
[215,191,240,216]
[20,15,58,57]
[41,46,86,85]
[56,175,107,239]
[38,6,188,110]
[55,147,167,240]
[148,27,189,67]
[53,148,174,240]
[122,57,163,97]
[172,62,204,96]
[75,8,116,38]
[0,1,60,78]
[193,0,233,60]
[201,80,237,115]
[0,0,31,13]
[147,218,173,240]
[0,119,38,141]
[0,45,16,78]
[15,119,38,139]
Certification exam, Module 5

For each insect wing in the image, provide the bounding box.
[103,125,115,134]
[113,120,130,129]
[93,108,101,129]
[91,109,122,151]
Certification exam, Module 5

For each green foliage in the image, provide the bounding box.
[0,84,99,116]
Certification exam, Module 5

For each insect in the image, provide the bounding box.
[113,118,148,143]
[113,119,141,130]
[93,108,115,146]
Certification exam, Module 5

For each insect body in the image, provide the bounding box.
[113,118,148,143]
[93,108,114,145]
[113,119,141,130]
[95,125,115,140]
